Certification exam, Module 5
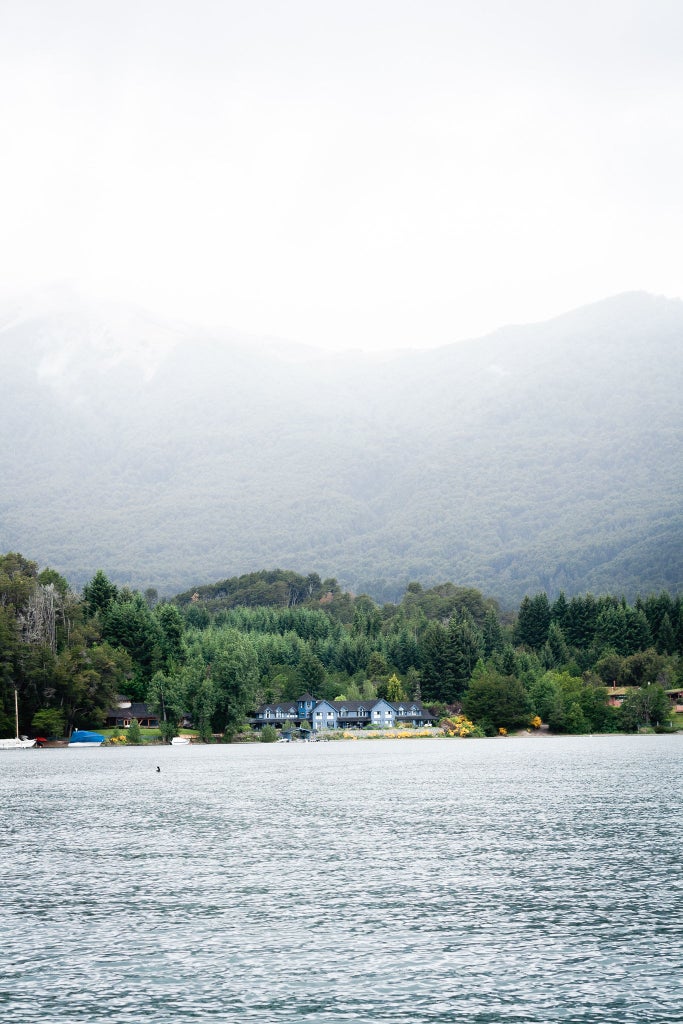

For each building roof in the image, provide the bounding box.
[105,701,158,719]
[254,698,435,719]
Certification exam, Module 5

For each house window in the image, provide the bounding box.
[340,708,347,716]
[358,707,365,716]
[265,710,272,719]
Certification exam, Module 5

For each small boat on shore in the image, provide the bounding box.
[171,736,191,746]
[0,736,36,749]
[0,690,36,749]
[68,730,105,747]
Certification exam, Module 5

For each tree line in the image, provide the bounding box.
[1,556,680,739]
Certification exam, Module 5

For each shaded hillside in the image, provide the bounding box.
[0,288,680,604]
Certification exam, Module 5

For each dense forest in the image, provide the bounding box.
[0,289,681,606]
[2,555,681,741]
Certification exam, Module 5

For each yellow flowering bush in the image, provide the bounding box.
[498,727,508,736]
[530,715,542,729]
[341,727,436,740]
[440,715,483,738]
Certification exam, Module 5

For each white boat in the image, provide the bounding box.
[0,736,36,749]
[171,736,191,746]
[0,690,36,749]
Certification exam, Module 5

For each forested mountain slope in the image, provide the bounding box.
[0,288,680,605]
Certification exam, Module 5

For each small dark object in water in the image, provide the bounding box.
[156,766,161,772]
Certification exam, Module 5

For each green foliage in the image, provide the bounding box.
[463,666,531,732]
[298,648,326,691]
[260,724,279,743]
[0,707,14,737]
[37,568,70,597]
[618,685,671,731]
[102,593,163,682]
[1,549,681,743]
[539,671,615,734]
[82,570,118,618]
[0,553,38,619]
[515,594,551,650]
[386,673,406,702]
[31,708,65,737]
[126,718,143,744]
[175,570,327,612]
[155,603,185,669]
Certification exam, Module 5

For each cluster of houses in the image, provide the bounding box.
[250,692,436,733]
[105,692,436,735]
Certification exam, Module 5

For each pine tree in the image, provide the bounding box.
[515,593,551,649]
[656,613,676,656]
[482,607,504,657]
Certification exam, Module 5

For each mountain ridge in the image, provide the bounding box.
[1,288,680,605]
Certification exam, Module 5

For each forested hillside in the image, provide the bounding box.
[0,288,680,605]
[1,556,681,740]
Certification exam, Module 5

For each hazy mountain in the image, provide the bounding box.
[0,287,680,605]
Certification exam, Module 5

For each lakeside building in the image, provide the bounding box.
[105,698,159,729]
[105,696,194,730]
[251,693,436,732]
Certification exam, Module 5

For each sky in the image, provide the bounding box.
[2,0,682,350]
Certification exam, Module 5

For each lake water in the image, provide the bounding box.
[1,735,681,1023]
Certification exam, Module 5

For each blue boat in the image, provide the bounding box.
[68,730,105,747]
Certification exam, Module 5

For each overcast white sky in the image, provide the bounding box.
[2,0,682,350]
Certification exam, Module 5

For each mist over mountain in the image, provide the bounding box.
[1,287,680,606]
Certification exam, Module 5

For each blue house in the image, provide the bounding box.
[252,694,435,732]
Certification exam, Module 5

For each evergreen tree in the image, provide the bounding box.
[156,603,185,669]
[551,591,569,627]
[446,614,484,698]
[419,621,449,702]
[405,666,422,701]
[564,594,598,648]
[624,608,652,654]
[82,570,118,618]
[298,648,326,690]
[386,673,406,702]
[542,620,569,668]
[594,605,628,656]
[482,607,505,657]
[656,613,676,656]
[515,593,551,649]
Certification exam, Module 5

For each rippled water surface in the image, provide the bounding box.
[2,735,681,1023]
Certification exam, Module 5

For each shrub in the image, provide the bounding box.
[127,719,143,744]
[260,725,279,743]
[440,714,484,738]
[31,708,66,738]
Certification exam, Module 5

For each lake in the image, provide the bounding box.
[1,735,681,1023]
